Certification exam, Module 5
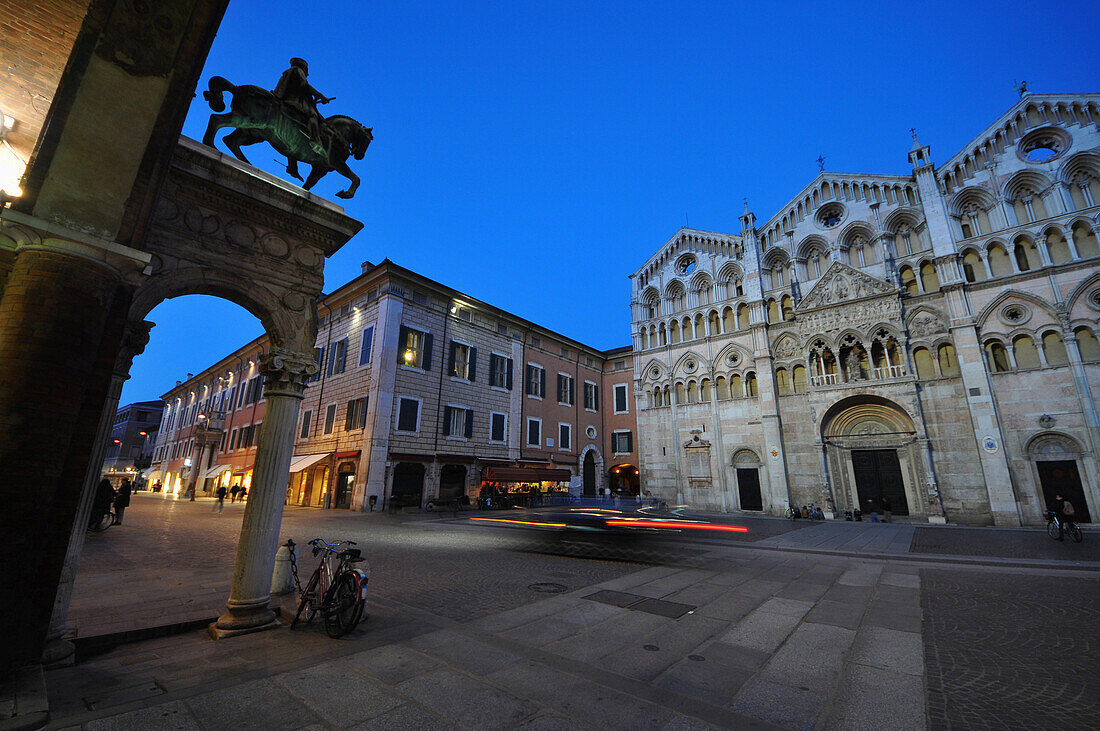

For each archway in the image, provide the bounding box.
[583,451,597,497]
[1028,433,1092,523]
[608,463,640,496]
[820,396,923,517]
[334,461,357,510]
[732,449,763,511]
[439,464,467,502]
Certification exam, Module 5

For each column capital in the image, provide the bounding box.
[258,349,316,399]
[113,320,154,379]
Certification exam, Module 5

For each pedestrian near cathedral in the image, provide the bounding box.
[114,478,132,525]
[230,485,239,503]
[215,484,227,513]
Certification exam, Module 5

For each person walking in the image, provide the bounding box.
[215,484,228,513]
[881,494,892,523]
[89,478,116,530]
[230,484,240,503]
[114,478,132,525]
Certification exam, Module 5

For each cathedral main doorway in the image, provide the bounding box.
[1036,460,1091,523]
[851,449,909,515]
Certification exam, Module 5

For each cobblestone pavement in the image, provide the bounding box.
[911,525,1100,561]
[42,494,1100,729]
[921,569,1100,730]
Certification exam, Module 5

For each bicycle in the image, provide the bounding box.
[287,538,370,638]
[1046,511,1083,543]
[88,503,117,532]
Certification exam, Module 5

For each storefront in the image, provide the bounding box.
[288,453,331,507]
[608,464,640,496]
[479,465,573,508]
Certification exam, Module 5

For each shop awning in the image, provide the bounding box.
[333,450,361,459]
[199,464,232,480]
[288,453,331,473]
[141,467,161,479]
[482,467,572,483]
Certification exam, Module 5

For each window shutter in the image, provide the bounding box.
[594,384,600,410]
[422,333,433,370]
[448,341,456,375]
[469,348,477,381]
[539,368,545,397]
[489,356,497,385]
[345,400,355,431]
[465,409,473,438]
[397,326,409,366]
[359,327,373,365]
[625,432,633,452]
[327,346,337,376]
[569,377,575,405]
[359,396,369,428]
[506,358,513,390]
[337,339,346,372]
[442,406,452,436]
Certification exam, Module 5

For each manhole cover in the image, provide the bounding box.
[528,583,568,594]
[643,644,660,652]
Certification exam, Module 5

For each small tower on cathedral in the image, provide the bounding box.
[907,130,956,260]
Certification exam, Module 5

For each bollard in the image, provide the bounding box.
[270,541,295,595]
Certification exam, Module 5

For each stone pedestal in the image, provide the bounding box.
[210,351,315,640]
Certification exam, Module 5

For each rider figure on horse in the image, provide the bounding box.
[273,58,332,155]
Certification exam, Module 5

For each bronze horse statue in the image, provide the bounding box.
[202,76,373,199]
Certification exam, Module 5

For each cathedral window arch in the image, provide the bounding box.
[669,320,681,344]
[766,299,781,323]
[1071,222,1100,258]
[1012,334,1040,369]
[1044,228,1073,264]
[737,302,751,330]
[745,371,758,397]
[1041,331,1069,366]
[912,347,936,379]
[899,265,919,295]
[791,364,807,393]
[686,380,698,403]
[699,378,711,402]
[986,242,1014,277]
[693,313,705,340]
[730,373,743,398]
[937,343,960,376]
[708,310,721,336]
[675,382,686,404]
[985,340,1011,372]
[658,322,667,346]
[722,306,736,333]
[715,376,729,400]
[1074,327,1100,360]
[775,367,791,395]
[781,295,794,320]
[1013,236,1037,271]
[919,261,940,292]
[961,249,986,282]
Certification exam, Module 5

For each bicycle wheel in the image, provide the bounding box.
[1068,522,1083,543]
[1047,520,1063,541]
[323,571,363,638]
[291,572,320,629]
[88,510,113,532]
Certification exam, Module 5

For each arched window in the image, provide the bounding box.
[919,262,940,292]
[792,365,807,393]
[669,320,681,344]
[937,344,960,376]
[1013,239,1035,271]
[1072,222,1100,258]
[775,368,791,395]
[773,264,786,287]
[675,382,686,404]
[1013,335,1040,369]
[638,330,648,350]
[913,347,935,379]
[722,307,735,333]
[737,303,750,329]
[709,311,721,335]
[658,323,667,346]
[962,251,984,282]
[899,266,919,295]
[651,388,662,407]
[700,379,711,402]
[985,341,1010,372]
[730,374,743,398]
[1042,331,1068,366]
[767,299,781,323]
[1074,327,1100,360]
[1046,231,1072,264]
[715,376,730,400]
[687,381,698,403]
[692,314,704,340]
[781,295,794,320]
[987,243,1014,277]
[745,372,758,397]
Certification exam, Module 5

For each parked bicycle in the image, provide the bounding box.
[1046,510,1083,543]
[287,538,369,638]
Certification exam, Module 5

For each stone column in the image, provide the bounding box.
[210,350,314,639]
[42,321,152,667]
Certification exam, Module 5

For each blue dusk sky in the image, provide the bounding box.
[121,0,1100,405]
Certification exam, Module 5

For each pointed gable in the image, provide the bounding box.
[796,260,894,312]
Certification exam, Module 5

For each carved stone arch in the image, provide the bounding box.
[820,394,918,442]
[806,334,837,352]
[689,270,713,292]
[975,289,1060,332]
[1026,431,1083,459]
[1065,272,1100,315]
[731,448,761,467]
[1039,222,1067,239]
[838,221,875,248]
[905,305,947,341]
[717,261,743,283]
[835,328,868,348]
[867,322,904,341]
[129,267,314,354]
[796,234,830,259]
[641,358,667,383]
[1060,151,1100,185]
[640,285,661,304]
[761,247,790,269]
[714,342,751,372]
[948,185,998,217]
[672,350,709,377]
[772,333,801,360]
[882,207,925,234]
[1003,169,1053,201]
[664,278,686,296]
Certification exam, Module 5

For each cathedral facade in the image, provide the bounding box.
[630,93,1100,526]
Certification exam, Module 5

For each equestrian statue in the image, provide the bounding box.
[202,58,373,199]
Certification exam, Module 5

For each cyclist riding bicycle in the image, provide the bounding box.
[1049,494,1075,530]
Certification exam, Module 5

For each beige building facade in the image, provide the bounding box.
[631,93,1100,526]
